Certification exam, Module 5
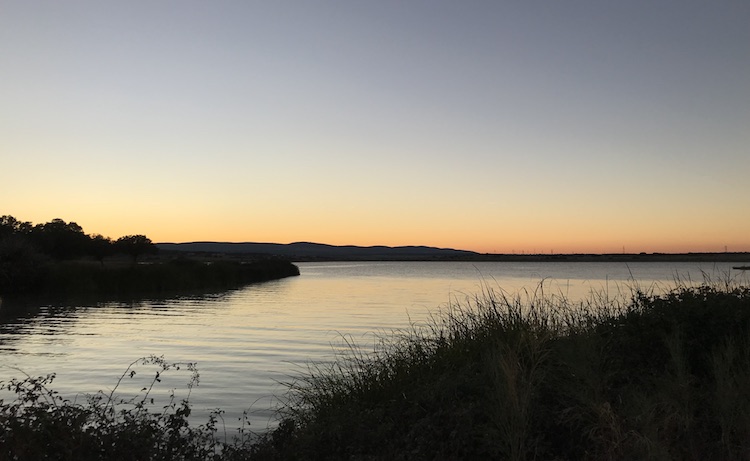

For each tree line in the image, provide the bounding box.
[0,215,157,294]
[0,215,156,263]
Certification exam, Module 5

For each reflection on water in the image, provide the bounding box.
[0,261,746,430]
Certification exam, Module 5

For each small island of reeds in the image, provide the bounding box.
[2,279,750,460]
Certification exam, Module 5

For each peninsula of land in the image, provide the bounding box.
[0,216,299,298]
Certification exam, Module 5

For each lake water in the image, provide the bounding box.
[0,261,747,433]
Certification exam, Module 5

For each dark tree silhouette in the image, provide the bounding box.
[2,216,157,263]
[115,235,157,262]
[0,215,163,294]
[30,218,89,260]
[0,234,46,293]
[0,215,32,239]
[89,234,114,266]
[0,216,43,292]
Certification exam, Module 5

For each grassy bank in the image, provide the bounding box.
[2,281,750,460]
[2,259,300,298]
[258,280,750,460]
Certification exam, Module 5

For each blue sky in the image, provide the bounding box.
[2,1,749,253]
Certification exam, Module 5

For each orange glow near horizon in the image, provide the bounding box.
[7,206,747,255]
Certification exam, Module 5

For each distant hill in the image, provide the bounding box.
[156,242,479,261]
[155,242,750,263]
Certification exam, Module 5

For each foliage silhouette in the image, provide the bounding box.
[0,215,298,297]
[254,281,750,460]
[114,234,156,263]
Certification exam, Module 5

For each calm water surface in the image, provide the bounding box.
[0,261,746,431]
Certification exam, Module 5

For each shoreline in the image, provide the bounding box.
[287,253,750,263]
[0,259,300,301]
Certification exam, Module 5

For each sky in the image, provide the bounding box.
[2,1,749,254]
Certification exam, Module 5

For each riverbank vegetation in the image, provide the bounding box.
[5,258,301,300]
[2,279,749,460]
[0,215,299,298]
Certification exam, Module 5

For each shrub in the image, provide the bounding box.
[0,356,255,461]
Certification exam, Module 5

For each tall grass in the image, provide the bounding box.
[255,278,750,460]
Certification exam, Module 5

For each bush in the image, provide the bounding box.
[0,356,258,461]
[0,236,48,294]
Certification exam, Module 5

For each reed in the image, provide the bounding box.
[256,278,750,460]
[4,259,299,298]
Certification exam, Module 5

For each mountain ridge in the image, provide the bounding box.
[156,241,478,261]
[156,242,750,263]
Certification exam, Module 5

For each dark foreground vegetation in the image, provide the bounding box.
[2,281,750,460]
[0,215,299,297]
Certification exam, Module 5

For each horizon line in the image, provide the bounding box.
[156,241,750,256]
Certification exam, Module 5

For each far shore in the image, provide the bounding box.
[467,251,750,263]
[252,252,750,263]
[157,242,750,263]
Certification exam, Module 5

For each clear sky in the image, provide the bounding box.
[2,1,749,254]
